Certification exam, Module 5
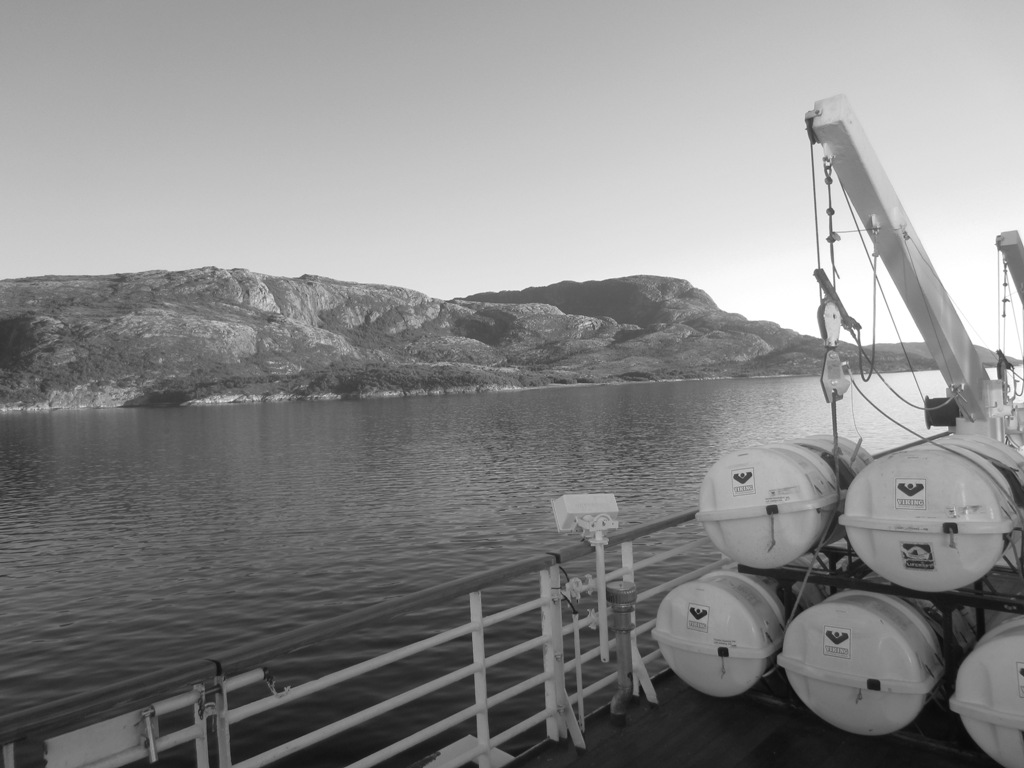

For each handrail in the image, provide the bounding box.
[0,554,553,746]
[0,506,701,747]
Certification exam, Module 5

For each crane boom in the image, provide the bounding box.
[807,94,997,433]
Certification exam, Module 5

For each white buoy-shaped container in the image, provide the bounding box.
[840,435,1021,592]
[778,590,943,735]
[697,436,870,568]
[951,614,1024,768]
[652,570,784,697]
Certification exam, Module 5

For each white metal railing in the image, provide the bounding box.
[1,508,722,768]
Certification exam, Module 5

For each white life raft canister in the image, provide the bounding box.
[652,570,784,697]
[950,614,1024,768]
[840,435,1022,592]
[697,436,870,569]
[777,590,943,735]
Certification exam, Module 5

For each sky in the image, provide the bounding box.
[3,1,1023,348]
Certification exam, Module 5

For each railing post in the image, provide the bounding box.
[540,566,561,741]
[542,566,586,752]
[213,672,233,768]
[193,683,211,768]
[620,541,658,704]
[3,741,14,768]
[469,591,493,768]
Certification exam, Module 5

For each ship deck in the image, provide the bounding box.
[519,672,999,768]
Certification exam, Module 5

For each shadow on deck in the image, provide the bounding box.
[518,673,999,768]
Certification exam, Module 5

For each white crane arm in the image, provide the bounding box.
[807,94,993,429]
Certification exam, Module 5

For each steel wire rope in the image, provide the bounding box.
[818,133,977,424]
[785,398,847,627]
[825,158,838,285]
[899,236,1014,427]
[833,176,924,398]
[809,132,823,277]
[903,236,993,351]
[998,256,1024,399]
[847,374,864,444]
[1005,276,1024,388]
[820,170,940,438]
[815,151,971,488]
[815,145,918,404]
[838,367,951,457]
[821,167,947,428]
[1009,292,1023,389]
[999,247,1009,356]
[848,376,929,442]
[863,231,980,417]
[791,143,858,626]
[998,251,1023,373]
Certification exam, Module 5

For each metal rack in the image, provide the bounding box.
[741,547,1024,697]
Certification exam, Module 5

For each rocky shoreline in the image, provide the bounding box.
[0,380,532,412]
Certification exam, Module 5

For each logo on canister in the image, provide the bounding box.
[823,625,851,658]
[731,468,755,496]
[687,603,710,632]
[900,542,935,571]
[895,479,926,509]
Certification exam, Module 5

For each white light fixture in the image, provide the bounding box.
[551,493,619,541]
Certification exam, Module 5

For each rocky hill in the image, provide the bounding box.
[0,269,934,410]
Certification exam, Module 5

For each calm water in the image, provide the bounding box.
[0,371,948,763]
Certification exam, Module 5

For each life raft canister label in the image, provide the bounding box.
[731,467,755,497]
[900,542,935,571]
[823,625,851,658]
[895,478,926,509]
[687,603,710,632]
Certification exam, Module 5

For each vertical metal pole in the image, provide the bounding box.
[213,674,233,768]
[470,591,493,768]
[540,566,562,741]
[193,684,211,768]
[942,607,956,699]
[594,539,610,662]
[606,581,637,727]
[142,709,158,763]
[572,611,585,730]
[620,542,639,696]
[620,541,634,581]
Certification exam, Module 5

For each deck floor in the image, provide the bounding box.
[520,674,1001,768]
